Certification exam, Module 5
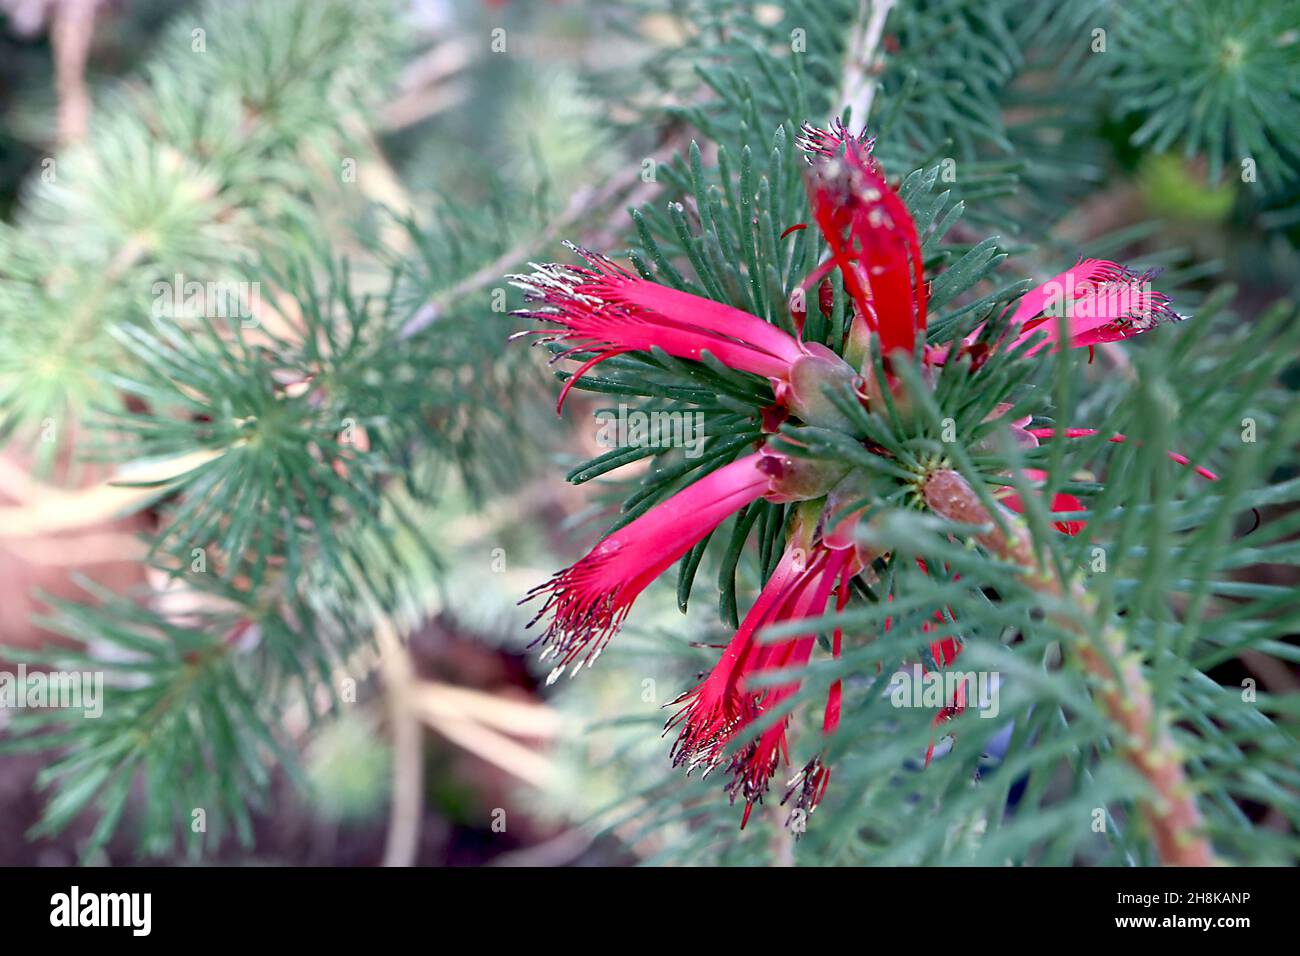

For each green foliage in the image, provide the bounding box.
[0,0,403,455]
[3,579,314,859]
[0,0,536,857]
[1109,0,1300,187]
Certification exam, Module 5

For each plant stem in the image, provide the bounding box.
[837,0,896,126]
[922,467,1216,866]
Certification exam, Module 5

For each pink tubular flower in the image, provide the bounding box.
[937,259,1184,364]
[525,452,775,684]
[797,121,927,359]
[510,244,855,419]
[667,531,855,827]
[1006,260,1183,354]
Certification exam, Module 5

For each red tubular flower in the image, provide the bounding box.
[797,121,928,360]
[511,245,857,421]
[924,680,968,767]
[666,545,807,776]
[878,591,964,768]
[794,123,1184,375]
[731,548,855,826]
[526,452,774,683]
[1005,489,1087,536]
[668,531,856,827]
[526,441,851,684]
[511,249,798,409]
[929,633,960,668]
[792,127,1210,540]
[917,470,1085,766]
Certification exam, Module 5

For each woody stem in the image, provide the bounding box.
[921,468,1216,866]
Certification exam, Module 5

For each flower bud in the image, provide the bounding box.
[780,343,862,432]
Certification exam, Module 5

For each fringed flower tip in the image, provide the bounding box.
[794,118,876,161]
[727,731,788,828]
[782,755,832,825]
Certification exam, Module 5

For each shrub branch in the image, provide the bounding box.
[922,468,1216,867]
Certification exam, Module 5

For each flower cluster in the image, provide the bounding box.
[512,120,1199,827]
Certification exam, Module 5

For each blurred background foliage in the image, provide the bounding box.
[0,0,1296,865]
